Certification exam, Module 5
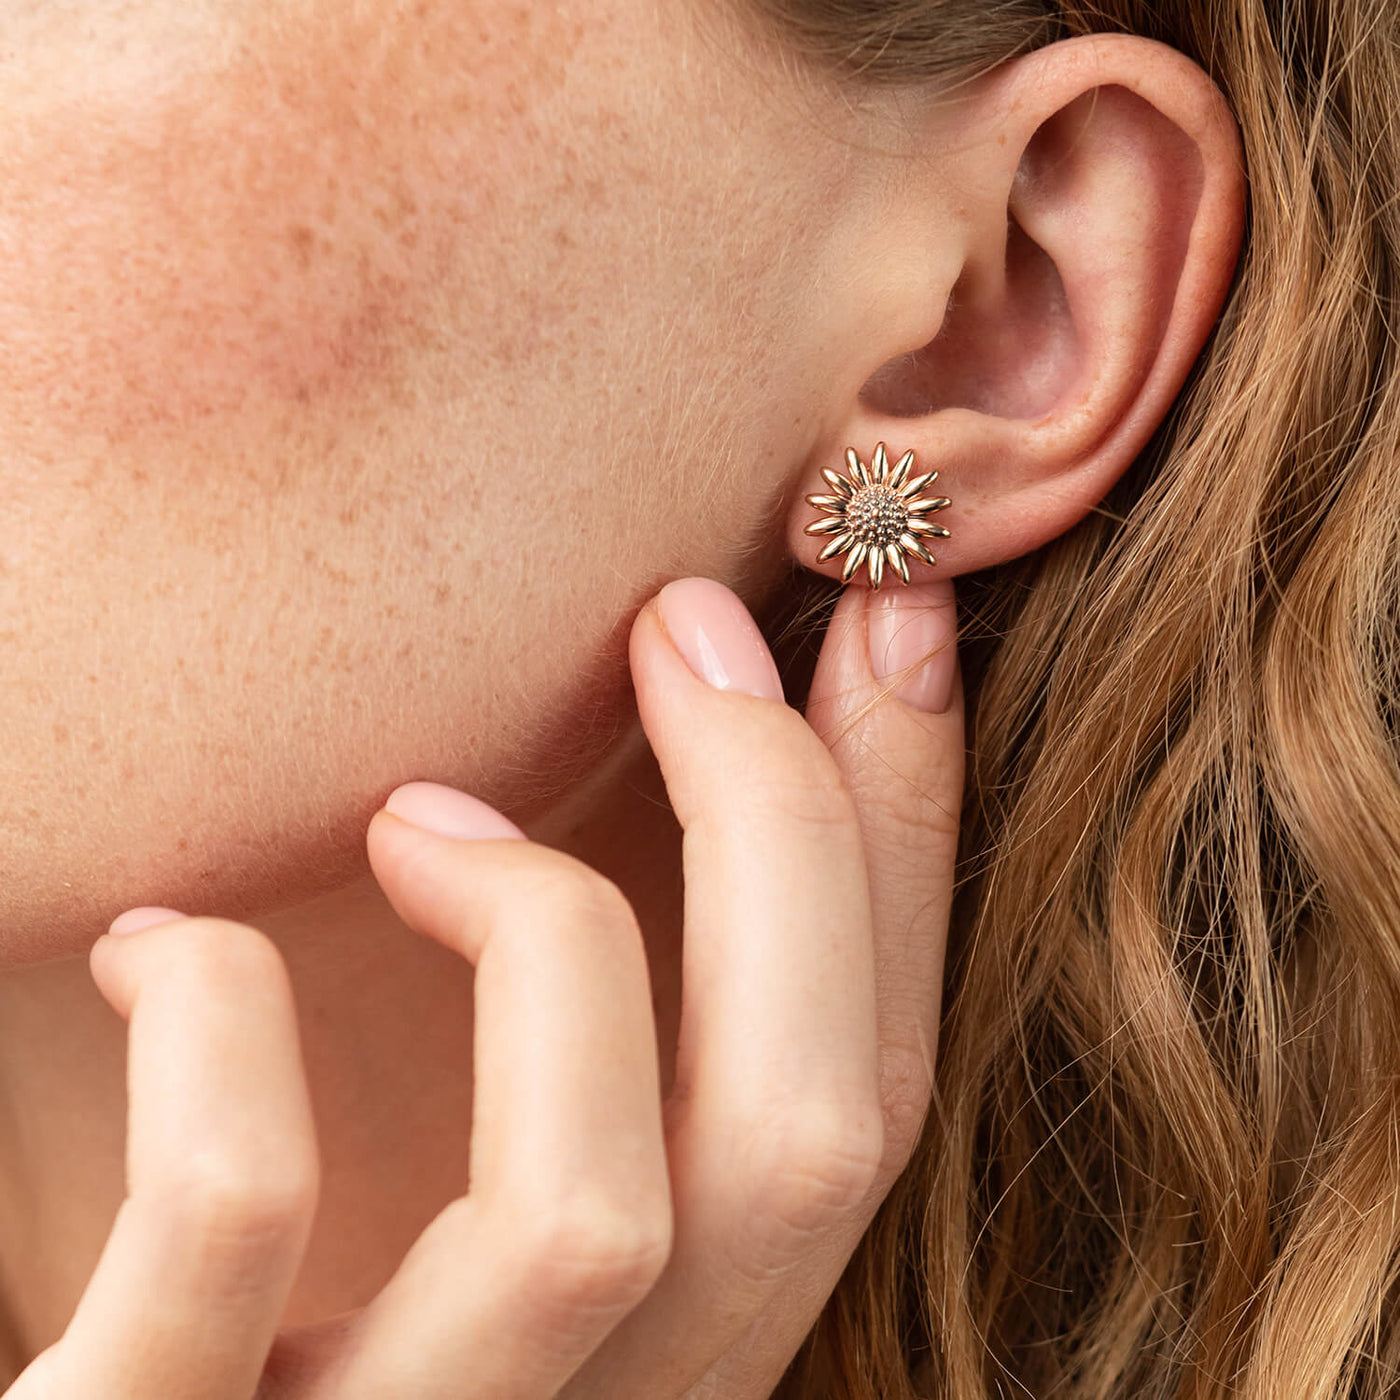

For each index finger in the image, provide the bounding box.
[557,577,887,1398]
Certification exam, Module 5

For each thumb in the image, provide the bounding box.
[804,576,965,1173]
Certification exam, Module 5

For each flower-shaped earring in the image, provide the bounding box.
[803,443,952,590]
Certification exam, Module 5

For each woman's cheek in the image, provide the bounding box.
[0,0,578,449]
[0,79,435,443]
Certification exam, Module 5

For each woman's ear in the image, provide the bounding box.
[787,32,1246,583]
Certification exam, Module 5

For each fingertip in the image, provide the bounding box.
[108,906,188,938]
[627,594,672,685]
[381,782,527,842]
[653,577,785,703]
[91,912,186,1016]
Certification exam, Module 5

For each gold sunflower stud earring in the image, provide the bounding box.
[803,443,952,590]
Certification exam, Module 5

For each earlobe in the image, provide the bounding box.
[787,33,1246,587]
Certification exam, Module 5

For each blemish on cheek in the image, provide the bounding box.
[288,223,318,272]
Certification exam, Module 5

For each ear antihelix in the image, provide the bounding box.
[803,443,952,590]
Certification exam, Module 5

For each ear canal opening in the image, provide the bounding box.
[857,211,1079,422]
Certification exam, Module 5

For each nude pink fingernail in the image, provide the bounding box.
[108,907,188,937]
[867,578,958,714]
[383,782,527,840]
[655,577,785,702]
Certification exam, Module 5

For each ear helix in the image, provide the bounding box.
[803,443,952,590]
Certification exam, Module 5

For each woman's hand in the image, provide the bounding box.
[9,573,963,1400]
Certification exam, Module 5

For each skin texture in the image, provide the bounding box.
[0,0,852,953]
[0,0,1246,1382]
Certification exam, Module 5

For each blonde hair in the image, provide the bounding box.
[755,1,1400,1395]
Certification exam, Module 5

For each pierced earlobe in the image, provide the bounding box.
[804,443,952,590]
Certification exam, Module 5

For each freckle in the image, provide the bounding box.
[433,582,451,604]
[288,222,316,270]
[998,132,1007,146]
[88,738,106,755]
[339,505,361,526]
[52,723,71,746]
[177,838,189,852]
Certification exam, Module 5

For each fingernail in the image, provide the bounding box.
[108,906,187,937]
[867,579,958,714]
[655,577,784,702]
[383,782,528,840]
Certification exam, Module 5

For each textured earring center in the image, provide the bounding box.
[845,485,908,546]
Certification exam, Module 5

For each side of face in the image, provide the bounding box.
[0,0,866,960]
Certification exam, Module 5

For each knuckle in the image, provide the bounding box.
[518,856,639,931]
[741,1100,884,1242]
[877,1048,936,1177]
[852,761,960,857]
[163,1145,319,1249]
[743,753,862,840]
[518,1185,673,1307]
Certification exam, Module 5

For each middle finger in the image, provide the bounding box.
[284,802,675,1400]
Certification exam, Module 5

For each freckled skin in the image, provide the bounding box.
[0,0,986,1357]
[0,0,858,959]
[3,3,587,433]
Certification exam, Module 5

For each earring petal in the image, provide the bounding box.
[899,533,937,567]
[842,540,869,582]
[821,467,855,497]
[887,543,910,585]
[888,450,915,491]
[817,532,853,562]
[804,516,847,535]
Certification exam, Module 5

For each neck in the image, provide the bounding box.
[0,717,685,1372]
